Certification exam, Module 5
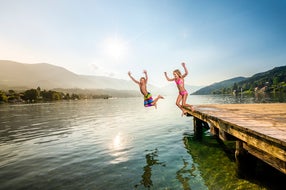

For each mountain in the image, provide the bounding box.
[237,66,286,89]
[193,66,286,95]
[0,60,137,91]
[192,77,246,95]
[0,60,204,96]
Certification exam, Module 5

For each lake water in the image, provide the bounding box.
[0,94,285,190]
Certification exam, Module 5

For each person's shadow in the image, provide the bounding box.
[134,148,166,189]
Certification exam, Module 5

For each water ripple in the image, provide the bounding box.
[1,97,283,189]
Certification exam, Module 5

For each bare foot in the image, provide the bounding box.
[158,95,164,99]
[186,105,194,112]
[181,110,187,117]
[154,103,157,109]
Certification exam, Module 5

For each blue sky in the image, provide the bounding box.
[0,0,285,86]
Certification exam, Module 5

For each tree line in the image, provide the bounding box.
[0,87,111,103]
[212,81,286,95]
[212,66,286,95]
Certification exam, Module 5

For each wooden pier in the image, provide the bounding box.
[184,103,286,176]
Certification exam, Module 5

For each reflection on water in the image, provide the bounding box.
[183,133,261,189]
[191,93,286,104]
[183,131,286,190]
[0,95,285,190]
[254,92,286,103]
[109,132,130,164]
[176,158,196,190]
[135,148,166,189]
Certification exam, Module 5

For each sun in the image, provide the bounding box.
[103,36,128,61]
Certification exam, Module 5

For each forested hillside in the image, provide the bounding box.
[193,66,286,95]
[192,77,246,95]
[236,66,286,93]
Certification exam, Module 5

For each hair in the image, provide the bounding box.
[140,77,146,83]
[173,69,182,78]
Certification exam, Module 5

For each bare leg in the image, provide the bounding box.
[176,95,186,116]
[182,94,194,112]
[152,95,164,109]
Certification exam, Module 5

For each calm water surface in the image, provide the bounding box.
[0,94,285,190]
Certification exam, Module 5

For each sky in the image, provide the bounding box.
[0,0,286,87]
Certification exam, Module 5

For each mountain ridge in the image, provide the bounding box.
[193,66,286,95]
[0,60,202,95]
[0,60,136,90]
[192,77,246,95]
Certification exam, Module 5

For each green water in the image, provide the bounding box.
[0,95,285,189]
[183,131,285,190]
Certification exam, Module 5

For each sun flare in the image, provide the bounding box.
[104,37,128,61]
[108,132,130,164]
[113,133,122,148]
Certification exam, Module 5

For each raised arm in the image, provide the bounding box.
[181,62,188,78]
[128,71,140,84]
[143,70,148,83]
[164,72,174,81]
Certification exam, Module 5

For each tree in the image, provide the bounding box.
[64,93,70,100]
[8,90,15,95]
[71,93,80,100]
[0,91,7,102]
[52,91,61,100]
[273,77,279,86]
[233,83,238,91]
[23,89,38,102]
[41,90,53,101]
[36,87,41,98]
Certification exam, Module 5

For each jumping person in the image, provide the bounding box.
[128,70,164,108]
[164,62,194,116]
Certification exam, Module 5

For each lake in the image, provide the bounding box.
[0,94,285,190]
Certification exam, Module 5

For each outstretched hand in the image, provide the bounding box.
[181,62,186,67]
[128,71,131,76]
[143,70,147,74]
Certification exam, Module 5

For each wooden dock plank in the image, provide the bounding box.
[189,103,286,143]
[184,103,286,174]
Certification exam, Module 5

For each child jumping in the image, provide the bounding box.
[164,62,194,116]
[128,70,164,108]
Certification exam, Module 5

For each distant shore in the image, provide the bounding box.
[0,87,112,104]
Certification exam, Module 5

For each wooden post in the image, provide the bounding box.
[210,124,218,136]
[186,104,286,175]
[193,117,209,140]
[235,140,257,178]
[193,117,203,140]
